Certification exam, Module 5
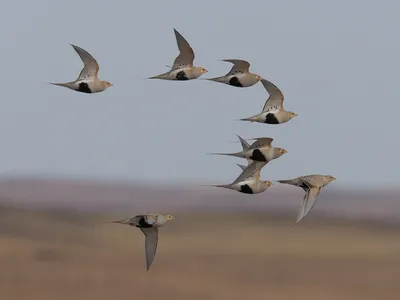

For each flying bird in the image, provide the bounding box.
[50,44,113,94]
[205,59,261,87]
[277,175,336,223]
[110,213,174,271]
[240,79,297,124]
[210,135,287,164]
[209,137,272,194]
[211,163,272,194]
[148,28,208,80]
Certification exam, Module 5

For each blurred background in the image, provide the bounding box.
[1,0,400,299]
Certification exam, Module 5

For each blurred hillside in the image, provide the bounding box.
[0,176,399,222]
[0,204,399,300]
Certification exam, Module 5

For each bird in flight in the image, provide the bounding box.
[148,28,208,80]
[110,213,174,271]
[50,44,113,94]
[240,79,297,124]
[205,59,261,87]
[277,175,336,223]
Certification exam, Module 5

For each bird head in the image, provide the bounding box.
[327,175,336,182]
[289,112,298,119]
[102,81,113,89]
[198,67,208,74]
[263,180,273,187]
[278,148,288,156]
[166,214,175,221]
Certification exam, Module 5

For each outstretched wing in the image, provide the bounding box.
[70,44,99,81]
[231,161,266,185]
[296,185,322,224]
[249,138,274,149]
[140,227,159,271]
[223,59,250,75]
[171,28,195,70]
[261,79,284,113]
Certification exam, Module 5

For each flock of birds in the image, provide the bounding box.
[49,28,336,271]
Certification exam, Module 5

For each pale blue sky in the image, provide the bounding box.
[0,0,398,187]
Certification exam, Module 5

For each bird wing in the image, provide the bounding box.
[223,59,250,75]
[231,161,266,185]
[140,227,159,271]
[171,28,195,70]
[249,138,274,149]
[237,134,251,151]
[237,164,247,171]
[70,44,100,81]
[296,185,322,224]
[261,79,284,113]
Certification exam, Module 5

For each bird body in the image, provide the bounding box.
[211,137,287,163]
[111,213,174,271]
[206,59,261,87]
[149,66,207,80]
[212,163,272,194]
[50,44,112,94]
[149,28,208,80]
[209,135,274,194]
[277,175,336,223]
[240,79,296,124]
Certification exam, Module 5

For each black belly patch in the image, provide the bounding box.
[176,70,189,80]
[250,149,267,162]
[240,184,254,194]
[136,217,153,228]
[77,82,92,93]
[229,76,243,87]
[300,182,310,192]
[265,113,279,124]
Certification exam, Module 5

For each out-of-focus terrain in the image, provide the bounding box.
[0,177,400,300]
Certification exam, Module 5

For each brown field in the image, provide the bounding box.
[0,205,400,300]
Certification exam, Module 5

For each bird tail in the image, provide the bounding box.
[207,151,245,158]
[48,82,74,89]
[239,114,259,122]
[203,76,226,83]
[147,72,171,80]
[276,179,292,185]
[209,184,231,189]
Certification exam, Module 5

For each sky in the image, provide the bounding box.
[0,0,398,187]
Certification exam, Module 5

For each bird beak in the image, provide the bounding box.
[203,69,209,74]
[280,149,288,154]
